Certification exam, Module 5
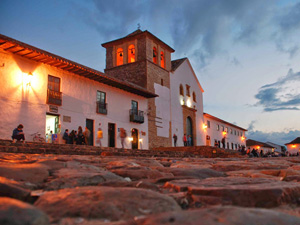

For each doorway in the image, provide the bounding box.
[131,128,138,149]
[86,119,94,146]
[108,123,115,147]
[46,113,59,143]
[186,116,193,146]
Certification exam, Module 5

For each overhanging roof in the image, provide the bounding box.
[285,137,300,145]
[102,29,175,53]
[0,34,157,98]
[203,113,248,131]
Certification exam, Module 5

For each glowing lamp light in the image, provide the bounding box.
[203,124,207,130]
[292,144,296,148]
[180,99,184,105]
[128,137,133,142]
[186,99,192,107]
[256,146,260,149]
[222,131,227,136]
[139,138,142,142]
[25,72,33,86]
[241,136,245,141]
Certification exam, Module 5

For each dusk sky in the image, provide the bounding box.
[1,0,300,145]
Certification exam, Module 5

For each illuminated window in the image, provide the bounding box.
[153,47,157,64]
[193,92,196,102]
[128,45,135,63]
[179,84,184,96]
[116,48,123,66]
[160,51,165,68]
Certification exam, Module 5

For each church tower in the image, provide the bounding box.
[102,29,175,148]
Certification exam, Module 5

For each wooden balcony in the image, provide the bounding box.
[96,102,107,115]
[129,109,144,124]
[47,89,62,106]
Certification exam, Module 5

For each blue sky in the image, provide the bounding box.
[1,0,300,145]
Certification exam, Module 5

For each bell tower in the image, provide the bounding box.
[102,29,175,148]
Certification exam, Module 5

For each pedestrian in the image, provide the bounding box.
[62,129,69,144]
[68,130,75,144]
[222,137,226,148]
[183,134,187,146]
[12,124,25,143]
[83,127,91,145]
[97,128,103,147]
[173,134,178,147]
[76,126,84,145]
[260,149,264,157]
[120,128,127,149]
[214,140,218,147]
[188,135,192,146]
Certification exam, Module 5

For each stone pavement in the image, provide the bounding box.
[1,140,300,224]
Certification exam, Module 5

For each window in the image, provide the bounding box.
[116,48,123,66]
[153,47,157,64]
[234,130,236,135]
[96,91,107,114]
[128,44,135,63]
[130,100,144,123]
[225,127,228,132]
[186,85,190,97]
[207,120,210,128]
[231,143,234,150]
[193,92,196,102]
[179,84,184,96]
[131,100,138,114]
[160,51,165,68]
[217,124,220,131]
[222,126,224,131]
[230,128,233,134]
[47,75,62,105]
[161,79,164,86]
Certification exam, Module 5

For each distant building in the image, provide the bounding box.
[285,137,300,155]
[266,142,286,153]
[246,139,274,154]
[0,30,247,149]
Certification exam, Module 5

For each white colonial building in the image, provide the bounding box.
[0,30,247,150]
[0,34,155,149]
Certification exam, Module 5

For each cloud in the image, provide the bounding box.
[247,129,300,146]
[72,0,300,68]
[254,69,300,112]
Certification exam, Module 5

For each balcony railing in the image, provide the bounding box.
[96,102,107,115]
[129,109,144,123]
[47,89,62,106]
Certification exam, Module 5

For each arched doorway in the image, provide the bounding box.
[131,128,138,149]
[186,117,193,146]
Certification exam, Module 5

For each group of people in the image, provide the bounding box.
[62,126,91,145]
[172,133,193,147]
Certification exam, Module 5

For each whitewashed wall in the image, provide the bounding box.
[203,115,246,149]
[286,144,300,155]
[0,50,149,149]
[154,83,171,138]
[170,59,205,146]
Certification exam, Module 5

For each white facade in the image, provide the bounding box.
[0,48,149,149]
[170,59,205,146]
[203,114,246,149]
[286,144,300,155]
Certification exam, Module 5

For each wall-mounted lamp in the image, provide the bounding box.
[27,72,33,86]
[128,137,133,142]
[241,136,245,141]
[139,138,142,142]
[292,144,296,148]
[203,124,207,130]
[222,131,227,136]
